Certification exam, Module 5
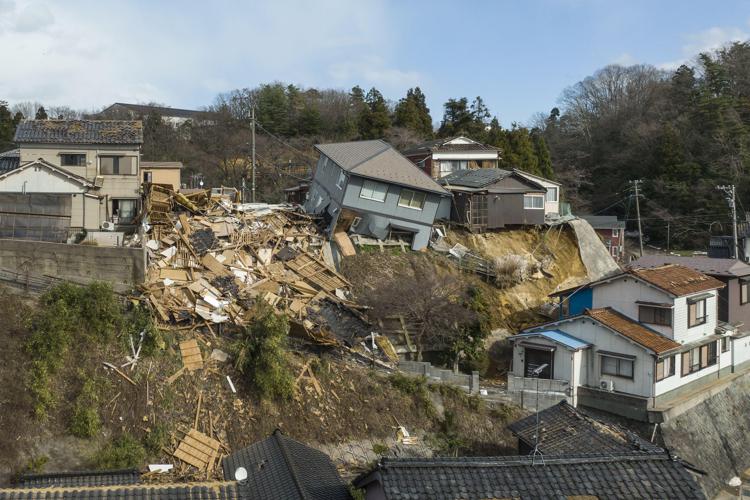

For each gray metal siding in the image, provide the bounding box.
[342,175,442,225]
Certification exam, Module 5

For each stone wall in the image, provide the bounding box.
[399,361,479,394]
[661,372,750,497]
[0,239,145,293]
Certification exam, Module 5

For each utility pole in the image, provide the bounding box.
[631,180,644,257]
[718,184,739,259]
[251,105,256,203]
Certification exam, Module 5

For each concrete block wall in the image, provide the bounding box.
[399,360,479,393]
[0,239,145,293]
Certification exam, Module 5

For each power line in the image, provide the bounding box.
[254,121,317,161]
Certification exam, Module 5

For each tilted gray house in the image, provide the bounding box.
[304,140,451,250]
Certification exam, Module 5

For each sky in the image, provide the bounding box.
[2,0,750,126]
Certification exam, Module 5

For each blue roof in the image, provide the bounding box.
[513,329,591,350]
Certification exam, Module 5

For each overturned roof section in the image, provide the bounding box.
[507,401,662,455]
[14,120,143,145]
[585,307,680,354]
[222,430,350,500]
[316,139,448,195]
[402,136,500,156]
[579,214,626,229]
[633,255,750,278]
[629,264,725,297]
[354,453,704,500]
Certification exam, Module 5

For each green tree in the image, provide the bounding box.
[0,101,22,151]
[394,87,433,138]
[233,303,294,400]
[438,97,473,137]
[35,106,48,120]
[357,87,391,139]
[255,83,289,135]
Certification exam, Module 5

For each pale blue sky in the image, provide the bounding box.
[1,0,750,125]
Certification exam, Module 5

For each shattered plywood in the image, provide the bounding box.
[179,339,203,372]
[285,253,348,292]
[333,232,356,257]
[173,429,221,471]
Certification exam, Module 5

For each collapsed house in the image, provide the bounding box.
[303,140,451,251]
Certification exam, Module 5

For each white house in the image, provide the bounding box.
[514,169,562,217]
[401,136,501,179]
[511,264,748,421]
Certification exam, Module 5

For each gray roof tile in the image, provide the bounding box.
[402,136,500,156]
[316,140,448,195]
[14,120,143,145]
[355,453,705,500]
[0,148,20,173]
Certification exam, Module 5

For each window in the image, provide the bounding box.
[639,305,672,326]
[438,160,468,177]
[612,228,619,237]
[656,355,675,381]
[688,298,707,327]
[359,179,388,202]
[523,194,544,209]
[60,153,86,167]
[611,246,619,257]
[100,156,135,175]
[470,194,488,227]
[398,189,426,210]
[681,341,718,376]
[741,279,749,305]
[600,353,634,379]
[722,336,730,353]
[350,217,362,231]
[143,171,153,183]
[545,187,558,202]
[111,199,137,223]
[336,171,346,190]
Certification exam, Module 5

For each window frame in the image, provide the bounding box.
[336,170,346,190]
[60,153,86,167]
[600,353,634,380]
[688,298,707,328]
[99,155,135,175]
[722,336,730,353]
[741,279,749,305]
[111,198,138,224]
[523,194,545,210]
[681,341,719,376]
[359,179,388,203]
[656,355,675,382]
[545,187,558,203]
[638,305,672,326]
[398,189,426,211]
[612,228,619,237]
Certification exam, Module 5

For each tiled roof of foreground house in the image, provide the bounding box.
[316,139,448,194]
[507,401,663,455]
[401,136,500,155]
[629,264,725,297]
[14,120,143,145]
[353,453,705,500]
[0,430,350,500]
[585,307,681,354]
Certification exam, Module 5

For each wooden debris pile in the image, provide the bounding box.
[140,202,369,347]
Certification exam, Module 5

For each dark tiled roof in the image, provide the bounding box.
[354,453,704,500]
[633,255,750,278]
[0,483,241,499]
[585,307,681,354]
[402,136,499,156]
[141,161,184,169]
[102,103,207,119]
[315,140,448,195]
[19,469,139,488]
[629,264,725,297]
[438,168,513,188]
[579,214,626,229]
[14,120,143,145]
[222,430,351,500]
[0,148,20,173]
[507,401,662,455]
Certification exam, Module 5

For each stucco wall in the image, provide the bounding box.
[0,239,144,292]
[142,168,181,191]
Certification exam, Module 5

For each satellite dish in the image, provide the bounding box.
[235,467,248,482]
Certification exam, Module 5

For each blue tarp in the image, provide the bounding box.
[514,329,590,350]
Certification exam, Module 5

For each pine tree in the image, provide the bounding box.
[357,87,391,139]
[35,106,48,120]
[394,87,433,138]
[0,101,22,151]
[438,97,472,137]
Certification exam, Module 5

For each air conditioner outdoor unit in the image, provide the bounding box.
[600,379,614,391]
[101,221,116,231]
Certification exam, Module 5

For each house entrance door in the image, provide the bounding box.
[524,348,553,379]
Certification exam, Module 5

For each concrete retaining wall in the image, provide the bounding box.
[661,372,750,498]
[0,239,144,293]
[399,361,479,394]
[578,386,650,421]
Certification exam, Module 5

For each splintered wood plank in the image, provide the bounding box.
[174,429,221,471]
[180,338,203,372]
[286,254,347,292]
